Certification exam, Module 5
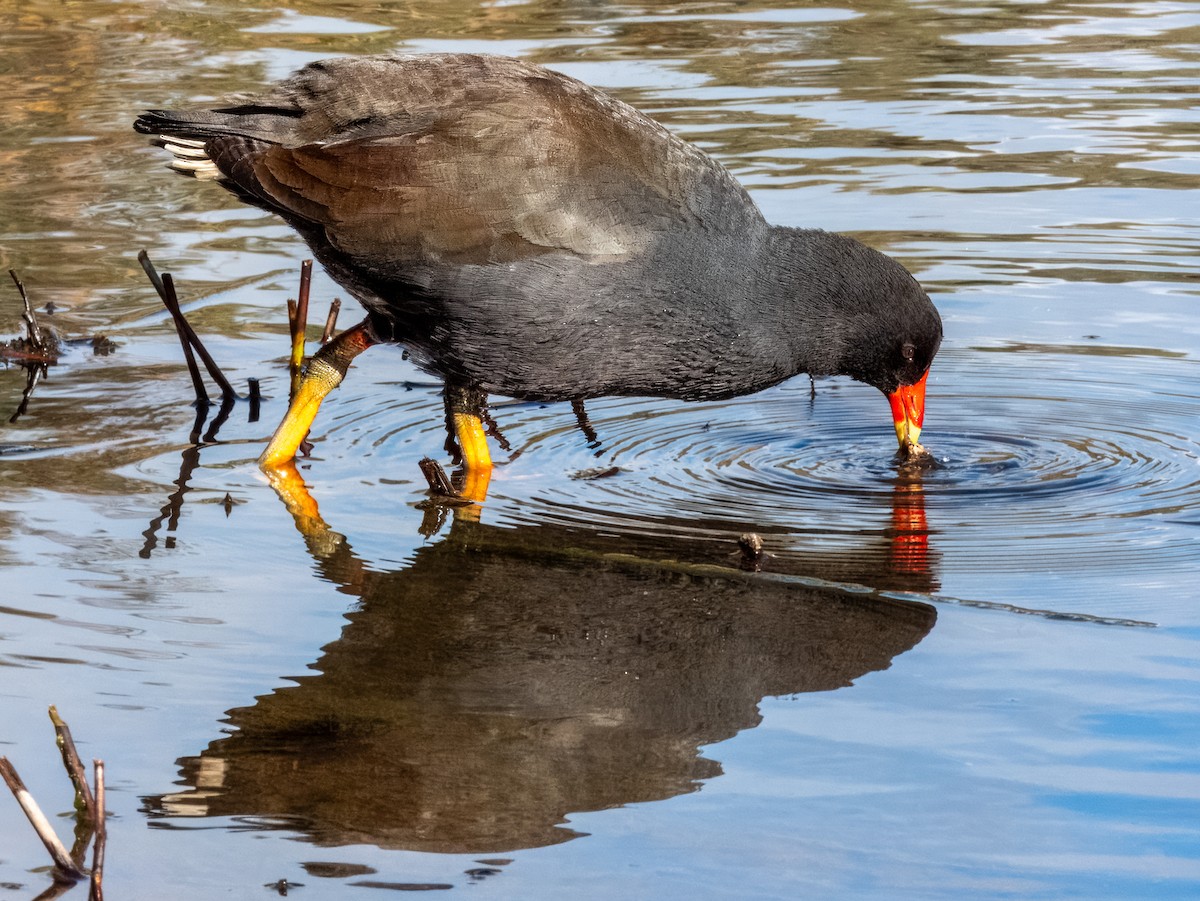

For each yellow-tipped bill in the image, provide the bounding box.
[888,369,929,448]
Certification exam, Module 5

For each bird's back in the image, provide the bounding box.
[136,54,781,399]
[136,54,765,271]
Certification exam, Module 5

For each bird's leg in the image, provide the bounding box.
[444,383,493,502]
[259,319,376,470]
[571,398,601,449]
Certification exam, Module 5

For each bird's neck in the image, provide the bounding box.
[742,226,865,382]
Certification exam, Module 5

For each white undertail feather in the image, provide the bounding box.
[162,138,221,180]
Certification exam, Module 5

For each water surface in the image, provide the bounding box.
[2,1,1200,898]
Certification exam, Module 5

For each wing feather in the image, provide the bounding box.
[194,55,761,271]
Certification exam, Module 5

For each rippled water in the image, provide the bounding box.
[2,1,1200,899]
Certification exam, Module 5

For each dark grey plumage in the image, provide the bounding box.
[136,53,941,405]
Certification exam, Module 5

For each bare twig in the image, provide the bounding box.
[161,273,210,405]
[48,706,95,820]
[138,251,237,404]
[139,252,207,406]
[88,760,106,901]
[136,250,166,297]
[163,273,237,403]
[0,758,86,882]
[247,377,261,423]
[10,269,46,350]
[289,260,312,401]
[293,262,312,346]
[320,298,342,344]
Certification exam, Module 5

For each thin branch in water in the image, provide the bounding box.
[320,298,342,344]
[10,269,46,351]
[247,377,261,423]
[289,260,312,401]
[297,258,312,312]
[163,273,237,403]
[48,706,96,821]
[139,252,207,406]
[137,250,166,297]
[88,760,106,901]
[0,757,87,882]
[286,297,298,398]
[138,251,238,404]
[3,271,59,404]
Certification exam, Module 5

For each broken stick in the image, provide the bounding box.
[0,757,87,882]
[289,260,312,402]
[88,760,106,901]
[49,705,96,820]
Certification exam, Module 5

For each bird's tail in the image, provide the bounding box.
[134,108,290,180]
[134,111,232,179]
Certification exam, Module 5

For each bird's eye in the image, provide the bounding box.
[901,342,915,362]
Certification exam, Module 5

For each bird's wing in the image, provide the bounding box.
[190,54,761,272]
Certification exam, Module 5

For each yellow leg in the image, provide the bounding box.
[259,320,375,470]
[452,411,493,502]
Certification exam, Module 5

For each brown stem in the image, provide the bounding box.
[9,269,46,351]
[418,457,458,497]
[247,377,261,423]
[139,252,208,406]
[9,359,45,424]
[88,761,105,901]
[163,273,237,403]
[48,706,96,821]
[289,260,312,402]
[139,251,237,404]
[320,298,342,344]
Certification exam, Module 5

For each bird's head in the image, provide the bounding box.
[797,233,942,449]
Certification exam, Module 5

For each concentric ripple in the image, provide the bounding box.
[311,345,1200,611]
[484,346,1199,608]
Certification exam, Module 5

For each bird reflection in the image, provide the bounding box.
[144,465,937,854]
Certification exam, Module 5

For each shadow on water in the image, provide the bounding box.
[143,464,936,853]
